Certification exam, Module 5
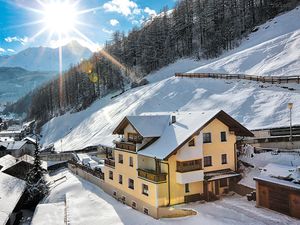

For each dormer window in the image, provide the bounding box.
[128,133,143,143]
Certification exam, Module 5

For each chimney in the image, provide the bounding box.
[171,115,176,124]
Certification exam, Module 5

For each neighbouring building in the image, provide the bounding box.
[0,140,35,157]
[0,172,26,225]
[0,129,25,141]
[103,110,253,218]
[254,163,300,219]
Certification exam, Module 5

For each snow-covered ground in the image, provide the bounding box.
[239,151,300,188]
[41,7,300,152]
[32,169,299,225]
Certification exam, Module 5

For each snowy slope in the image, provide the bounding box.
[189,7,300,76]
[41,8,300,152]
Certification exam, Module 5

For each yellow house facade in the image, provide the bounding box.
[104,110,253,218]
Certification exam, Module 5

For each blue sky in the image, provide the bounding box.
[0,0,176,54]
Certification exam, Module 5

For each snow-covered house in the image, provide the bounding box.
[0,140,35,158]
[104,110,253,218]
[0,172,26,225]
[254,163,300,219]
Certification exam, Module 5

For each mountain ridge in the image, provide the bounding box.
[0,40,92,72]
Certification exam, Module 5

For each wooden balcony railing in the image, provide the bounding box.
[176,159,202,173]
[137,169,167,183]
[104,158,115,168]
[115,142,136,152]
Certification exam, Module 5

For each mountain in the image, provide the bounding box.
[0,41,92,71]
[40,7,300,152]
[0,67,55,104]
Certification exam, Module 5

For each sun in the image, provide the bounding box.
[42,1,77,34]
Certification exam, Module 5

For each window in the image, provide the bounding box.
[129,156,133,167]
[221,132,227,142]
[220,178,228,187]
[118,154,123,164]
[121,196,126,203]
[204,156,212,167]
[119,174,123,184]
[203,132,212,143]
[132,201,137,208]
[185,183,190,193]
[128,133,143,143]
[109,171,113,180]
[188,138,195,147]
[143,208,149,215]
[142,184,149,196]
[128,178,134,190]
[113,191,117,197]
[221,154,227,164]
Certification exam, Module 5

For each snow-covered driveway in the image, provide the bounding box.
[33,169,299,225]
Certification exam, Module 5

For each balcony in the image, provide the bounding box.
[176,159,204,184]
[137,169,167,183]
[176,159,202,173]
[104,158,115,168]
[115,141,136,152]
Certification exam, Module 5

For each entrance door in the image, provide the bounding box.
[214,180,219,195]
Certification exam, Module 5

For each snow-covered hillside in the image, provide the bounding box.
[41,8,300,152]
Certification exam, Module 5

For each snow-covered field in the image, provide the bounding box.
[41,7,300,152]
[31,169,299,225]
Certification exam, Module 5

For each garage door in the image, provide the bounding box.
[268,186,289,215]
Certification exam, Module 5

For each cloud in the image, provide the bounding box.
[4,36,29,45]
[110,19,119,26]
[103,0,141,17]
[102,28,114,34]
[144,7,156,17]
[7,49,15,53]
[0,48,5,53]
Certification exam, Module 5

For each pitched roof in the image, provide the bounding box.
[0,141,27,150]
[0,172,26,225]
[113,115,170,137]
[0,155,17,172]
[139,110,253,160]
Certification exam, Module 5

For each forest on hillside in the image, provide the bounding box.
[5,0,300,127]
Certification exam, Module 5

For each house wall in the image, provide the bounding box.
[202,118,236,172]
[104,149,162,208]
[124,124,137,141]
[167,155,203,205]
[176,133,203,161]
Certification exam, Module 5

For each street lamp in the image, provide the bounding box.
[288,103,293,141]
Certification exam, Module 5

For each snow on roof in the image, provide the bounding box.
[0,155,17,171]
[254,175,300,190]
[0,130,22,134]
[127,115,170,137]
[22,136,37,144]
[139,110,219,159]
[0,172,26,225]
[260,163,295,178]
[31,202,65,225]
[0,141,27,150]
[0,137,14,142]
[18,154,48,170]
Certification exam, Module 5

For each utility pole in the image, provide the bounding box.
[288,103,293,141]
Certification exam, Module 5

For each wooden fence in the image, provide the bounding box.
[175,73,300,84]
